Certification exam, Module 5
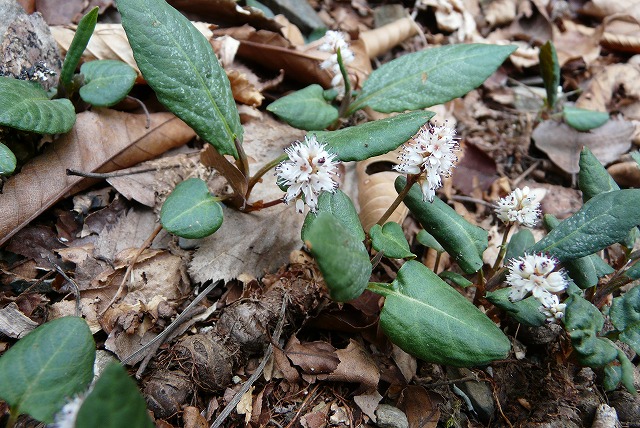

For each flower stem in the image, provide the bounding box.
[336,48,353,118]
[241,198,284,213]
[491,223,513,273]
[245,154,288,201]
[376,175,417,226]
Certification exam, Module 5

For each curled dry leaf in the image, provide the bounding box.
[584,0,640,22]
[602,15,640,54]
[226,69,265,107]
[359,17,420,59]
[607,161,640,187]
[483,0,517,29]
[0,109,196,245]
[532,119,635,174]
[552,19,602,67]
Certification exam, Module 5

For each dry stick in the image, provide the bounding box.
[125,95,151,129]
[99,223,162,316]
[449,194,493,207]
[285,384,321,428]
[210,296,289,428]
[512,160,541,188]
[48,257,81,317]
[121,280,222,374]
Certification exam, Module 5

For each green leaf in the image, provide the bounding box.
[76,363,153,428]
[504,229,535,261]
[302,190,365,242]
[60,7,99,89]
[315,110,434,161]
[0,317,95,423]
[0,142,17,175]
[416,229,445,253]
[624,259,640,280]
[579,146,619,202]
[542,214,613,289]
[563,294,617,367]
[266,84,338,130]
[117,0,242,158]
[369,261,510,366]
[538,41,560,109]
[305,212,372,302]
[530,190,640,262]
[370,222,415,259]
[0,77,76,134]
[486,288,546,326]
[563,106,609,132]
[397,176,487,273]
[349,44,516,114]
[79,60,137,107]
[610,285,640,354]
[439,271,473,288]
[160,178,223,239]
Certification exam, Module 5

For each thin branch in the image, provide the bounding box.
[48,257,81,317]
[126,95,151,128]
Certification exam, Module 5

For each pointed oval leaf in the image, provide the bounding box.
[75,363,153,428]
[486,288,546,327]
[0,317,95,423]
[79,60,137,107]
[530,189,640,262]
[117,0,242,157]
[579,146,619,202]
[504,229,535,261]
[0,142,17,175]
[539,41,559,109]
[416,229,445,253]
[267,84,338,130]
[160,178,223,239]
[0,77,76,134]
[370,222,415,259]
[563,106,609,132]
[60,7,99,89]
[302,190,365,242]
[396,176,487,273]
[610,285,640,354]
[369,261,510,366]
[349,44,516,114]
[315,110,434,161]
[439,271,473,288]
[305,212,372,302]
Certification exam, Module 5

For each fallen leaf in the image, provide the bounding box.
[353,390,383,422]
[608,161,640,187]
[236,386,254,425]
[553,19,602,67]
[397,385,441,428]
[316,339,380,390]
[359,17,420,59]
[452,141,498,195]
[0,109,195,245]
[285,338,340,375]
[0,302,38,338]
[532,119,635,174]
[602,15,640,54]
[167,0,283,32]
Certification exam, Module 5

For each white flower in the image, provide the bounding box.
[495,187,541,227]
[539,294,567,323]
[318,31,355,94]
[52,395,85,428]
[393,121,459,202]
[506,253,567,304]
[276,135,340,213]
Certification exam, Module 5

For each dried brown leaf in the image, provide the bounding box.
[484,0,517,28]
[316,339,380,390]
[607,161,640,187]
[359,17,419,59]
[576,63,640,121]
[167,0,282,32]
[602,15,640,54]
[227,69,265,107]
[286,338,340,375]
[553,19,602,67]
[0,110,195,245]
[0,302,38,339]
[532,119,635,174]
[397,385,441,428]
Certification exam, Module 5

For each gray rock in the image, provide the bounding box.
[608,390,640,423]
[448,367,495,423]
[375,404,408,428]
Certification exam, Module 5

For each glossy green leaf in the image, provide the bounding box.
[60,7,99,89]
[504,229,535,261]
[267,84,338,130]
[564,294,617,367]
[76,363,153,428]
[603,362,622,392]
[486,288,546,326]
[117,0,242,157]
[563,106,609,132]
[315,110,434,161]
[370,222,415,259]
[615,349,636,394]
[543,214,613,289]
[397,176,487,273]
[0,142,16,175]
[530,190,640,262]
[624,259,640,280]
[305,212,372,302]
[416,229,444,253]
[0,317,95,423]
[349,44,516,114]
[0,77,76,134]
[79,60,137,107]
[369,261,510,366]
[610,285,640,355]
[160,178,223,239]
[439,271,473,288]
[301,190,365,242]
[538,41,559,109]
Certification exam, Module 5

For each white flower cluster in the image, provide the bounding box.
[495,186,541,227]
[506,253,568,323]
[319,30,355,94]
[276,135,340,213]
[393,121,459,202]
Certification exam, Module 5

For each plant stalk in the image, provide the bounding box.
[491,223,513,273]
[246,154,288,201]
[375,174,417,226]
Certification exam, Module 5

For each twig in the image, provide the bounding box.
[122,280,221,374]
[48,257,81,317]
[126,95,151,128]
[100,224,162,316]
[449,195,493,207]
[210,295,289,428]
[285,384,321,428]
[512,160,541,187]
